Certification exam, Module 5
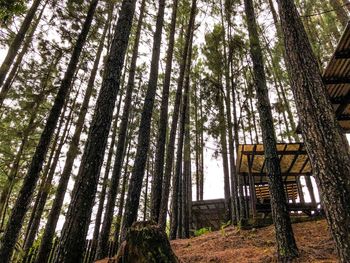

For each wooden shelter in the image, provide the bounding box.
[296,22,350,133]
[236,143,319,218]
[322,22,350,132]
[189,23,350,231]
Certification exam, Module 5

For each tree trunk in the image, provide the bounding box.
[34,7,110,262]
[115,222,178,263]
[0,0,48,108]
[230,75,243,222]
[121,0,166,239]
[170,38,192,239]
[266,0,300,142]
[23,112,64,247]
[95,0,146,258]
[194,84,200,201]
[150,0,179,223]
[52,0,137,260]
[113,142,132,251]
[0,1,98,261]
[158,0,197,230]
[277,0,350,261]
[199,91,204,200]
[23,94,75,255]
[244,0,299,260]
[0,52,60,226]
[0,0,42,89]
[182,40,193,238]
[91,111,121,249]
[218,92,232,222]
[219,0,239,224]
[143,157,151,221]
[170,102,185,240]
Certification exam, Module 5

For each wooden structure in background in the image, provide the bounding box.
[323,22,350,133]
[190,23,350,233]
[191,199,227,231]
[236,143,319,218]
[190,144,319,230]
[296,22,350,133]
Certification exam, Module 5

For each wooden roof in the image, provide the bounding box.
[295,23,350,133]
[322,22,350,132]
[236,143,311,184]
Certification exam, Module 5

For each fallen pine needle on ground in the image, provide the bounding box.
[96,219,337,263]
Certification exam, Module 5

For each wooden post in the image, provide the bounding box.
[296,176,305,204]
[243,174,249,218]
[291,184,296,204]
[247,155,257,219]
[305,175,317,205]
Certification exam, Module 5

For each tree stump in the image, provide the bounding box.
[114,221,179,263]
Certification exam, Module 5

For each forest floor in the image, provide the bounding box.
[96,219,337,263]
[172,219,337,263]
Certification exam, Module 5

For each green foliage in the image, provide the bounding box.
[194,227,211,237]
[220,220,231,237]
[0,0,26,24]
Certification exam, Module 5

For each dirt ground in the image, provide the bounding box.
[172,219,337,263]
[96,219,337,263]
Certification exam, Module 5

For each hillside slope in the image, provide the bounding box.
[172,219,337,262]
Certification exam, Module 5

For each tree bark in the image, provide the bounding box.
[199,91,204,200]
[95,0,147,258]
[244,0,299,260]
[158,0,197,230]
[220,0,239,224]
[276,0,350,261]
[150,0,179,223]
[52,0,137,261]
[0,52,61,226]
[23,93,75,255]
[115,222,178,263]
[113,142,132,250]
[182,40,193,238]
[34,7,110,262]
[143,156,151,221]
[218,92,232,222]
[170,91,186,240]
[23,109,65,247]
[0,1,98,261]
[121,0,166,239]
[170,33,193,238]
[91,119,117,250]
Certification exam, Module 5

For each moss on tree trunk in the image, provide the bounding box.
[115,222,179,263]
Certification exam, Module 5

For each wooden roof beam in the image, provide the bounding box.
[330,96,350,104]
[286,144,303,174]
[335,92,350,116]
[241,150,307,155]
[323,77,350,85]
[241,172,311,176]
[334,49,350,59]
[337,114,350,121]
